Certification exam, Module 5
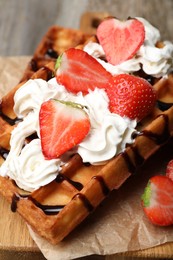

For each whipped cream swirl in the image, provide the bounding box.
[0,78,136,191]
[1,139,61,192]
[84,17,173,78]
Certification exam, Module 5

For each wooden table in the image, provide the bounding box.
[0,1,173,259]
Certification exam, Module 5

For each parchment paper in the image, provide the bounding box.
[1,56,173,260]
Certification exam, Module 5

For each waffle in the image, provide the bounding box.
[1,26,173,245]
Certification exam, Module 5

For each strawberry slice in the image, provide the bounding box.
[141,175,173,226]
[96,17,145,65]
[166,159,173,181]
[39,99,90,159]
[55,48,112,94]
[106,74,156,121]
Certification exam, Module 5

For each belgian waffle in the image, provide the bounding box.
[1,25,173,244]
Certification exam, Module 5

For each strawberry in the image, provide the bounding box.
[55,48,112,94]
[141,175,173,226]
[166,159,173,181]
[106,74,156,121]
[39,99,90,159]
[96,17,145,65]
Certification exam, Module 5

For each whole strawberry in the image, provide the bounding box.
[106,74,156,121]
[141,175,173,226]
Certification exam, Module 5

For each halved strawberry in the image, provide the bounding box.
[141,175,173,226]
[166,159,173,181]
[96,17,145,65]
[55,48,112,94]
[106,74,156,121]
[39,99,90,159]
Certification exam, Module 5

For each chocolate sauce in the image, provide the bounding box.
[56,173,83,191]
[11,192,65,215]
[123,113,170,174]
[146,75,155,85]
[131,146,145,166]
[83,162,91,167]
[157,100,173,111]
[121,145,145,174]
[11,189,95,215]
[72,193,94,212]
[26,132,38,142]
[38,204,64,215]
[28,197,64,215]
[92,175,110,196]
[30,58,38,72]
[0,146,9,159]
[11,193,20,212]
[41,66,54,81]
[133,114,170,145]
[46,48,58,59]
[121,151,136,173]
[133,70,155,85]
[92,18,101,29]
[0,106,19,126]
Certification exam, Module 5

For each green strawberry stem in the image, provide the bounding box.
[55,54,62,71]
[141,181,151,207]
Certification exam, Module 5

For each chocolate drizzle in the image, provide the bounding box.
[121,151,136,173]
[11,193,20,212]
[45,48,58,59]
[11,190,94,215]
[131,146,145,166]
[123,114,170,174]
[0,146,9,159]
[72,193,94,212]
[41,66,54,81]
[132,114,170,145]
[28,197,64,215]
[11,192,65,215]
[157,100,173,112]
[0,105,19,126]
[30,58,38,72]
[56,173,83,191]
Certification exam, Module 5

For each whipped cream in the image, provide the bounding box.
[1,139,61,192]
[0,78,136,191]
[84,17,173,78]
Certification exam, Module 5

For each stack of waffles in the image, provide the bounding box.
[0,14,173,246]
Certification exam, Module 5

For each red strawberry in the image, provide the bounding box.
[106,74,156,121]
[55,48,111,94]
[39,99,90,159]
[166,159,173,181]
[96,17,145,65]
[141,175,173,226]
